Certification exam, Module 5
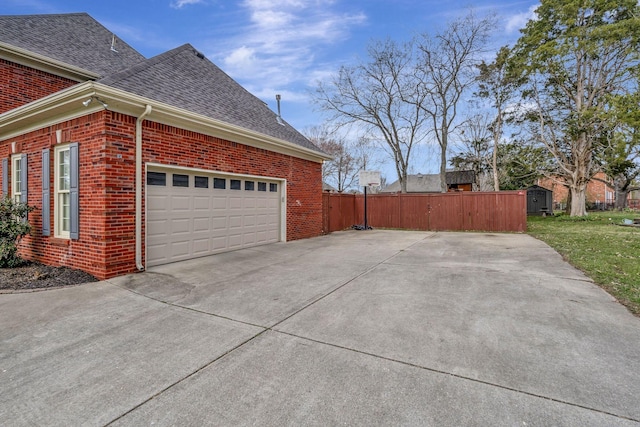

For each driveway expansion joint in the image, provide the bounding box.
[103,327,270,426]
[105,279,267,330]
[271,329,640,424]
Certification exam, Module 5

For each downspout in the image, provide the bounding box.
[136,105,153,271]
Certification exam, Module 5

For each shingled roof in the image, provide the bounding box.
[98,44,319,151]
[381,171,475,193]
[0,13,323,155]
[0,13,145,77]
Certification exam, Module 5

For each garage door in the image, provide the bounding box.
[146,168,282,267]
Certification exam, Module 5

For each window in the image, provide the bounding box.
[11,154,22,203]
[147,171,166,186]
[173,174,189,187]
[195,176,209,188]
[52,143,78,239]
[230,179,241,190]
[270,183,278,192]
[213,178,226,189]
[54,145,71,238]
[245,180,254,191]
[258,182,267,192]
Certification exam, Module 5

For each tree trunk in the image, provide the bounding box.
[569,184,588,216]
[492,146,499,191]
[400,171,408,193]
[492,111,501,191]
[565,188,572,215]
[568,132,591,217]
[439,120,448,193]
[440,152,447,193]
[615,188,628,210]
[613,176,629,210]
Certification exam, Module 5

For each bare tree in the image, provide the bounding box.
[476,46,521,191]
[416,11,495,192]
[304,124,357,192]
[315,39,429,193]
[450,114,493,191]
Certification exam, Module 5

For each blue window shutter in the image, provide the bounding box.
[42,149,50,236]
[1,158,7,197]
[70,143,79,240]
[20,154,28,204]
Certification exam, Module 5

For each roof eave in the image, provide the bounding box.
[0,82,330,163]
[0,42,101,82]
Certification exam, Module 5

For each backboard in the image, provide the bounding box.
[358,170,381,187]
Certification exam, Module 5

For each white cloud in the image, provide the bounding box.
[170,0,205,9]
[505,4,537,33]
[208,0,366,103]
[224,46,257,70]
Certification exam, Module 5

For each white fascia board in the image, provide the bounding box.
[94,84,331,163]
[0,82,330,163]
[0,42,100,82]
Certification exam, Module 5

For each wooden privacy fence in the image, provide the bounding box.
[322,191,527,233]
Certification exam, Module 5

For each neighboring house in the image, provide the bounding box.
[537,172,618,209]
[0,13,329,279]
[322,182,338,192]
[630,190,640,210]
[381,171,475,193]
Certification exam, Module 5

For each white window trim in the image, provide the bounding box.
[54,144,71,239]
[11,154,22,203]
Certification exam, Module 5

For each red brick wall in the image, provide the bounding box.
[538,172,615,205]
[1,112,112,278]
[0,59,77,114]
[1,111,323,279]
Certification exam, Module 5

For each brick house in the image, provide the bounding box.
[0,13,329,279]
[537,172,617,209]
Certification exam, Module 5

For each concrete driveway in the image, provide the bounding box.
[1,230,639,426]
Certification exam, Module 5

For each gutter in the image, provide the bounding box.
[135,105,153,271]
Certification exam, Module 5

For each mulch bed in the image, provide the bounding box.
[0,262,98,291]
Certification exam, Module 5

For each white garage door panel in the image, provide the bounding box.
[193,217,210,231]
[193,239,210,254]
[172,195,191,210]
[147,169,282,267]
[170,220,189,236]
[212,217,227,229]
[228,234,243,249]
[229,197,243,209]
[194,197,210,210]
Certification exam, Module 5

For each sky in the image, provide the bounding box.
[2,0,539,180]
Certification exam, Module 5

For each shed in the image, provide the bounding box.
[527,185,553,215]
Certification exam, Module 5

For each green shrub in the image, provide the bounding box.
[0,197,36,268]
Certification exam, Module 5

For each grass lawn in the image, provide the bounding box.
[527,211,640,316]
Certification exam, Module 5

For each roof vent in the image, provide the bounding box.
[275,94,285,126]
[110,34,118,53]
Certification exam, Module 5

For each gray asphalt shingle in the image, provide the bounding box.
[0,13,145,77]
[99,44,319,152]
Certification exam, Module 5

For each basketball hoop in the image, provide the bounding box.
[358,170,381,187]
[357,170,381,231]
